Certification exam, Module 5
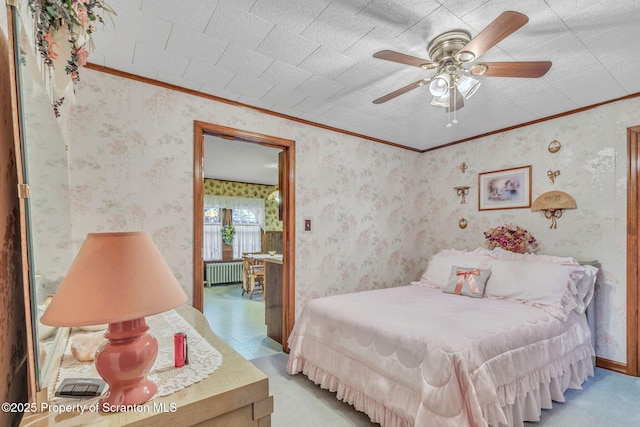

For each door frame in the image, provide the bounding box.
[193,121,296,352]
[627,125,640,376]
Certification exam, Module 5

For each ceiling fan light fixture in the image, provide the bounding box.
[431,92,450,108]
[457,75,481,99]
[428,73,450,97]
[370,11,552,127]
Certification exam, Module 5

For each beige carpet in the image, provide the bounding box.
[251,353,640,426]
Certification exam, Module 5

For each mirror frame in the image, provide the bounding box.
[6,1,39,403]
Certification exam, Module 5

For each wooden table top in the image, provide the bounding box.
[19,305,272,426]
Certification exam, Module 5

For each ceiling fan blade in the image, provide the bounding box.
[470,61,552,78]
[372,79,430,104]
[456,11,529,62]
[446,86,464,112]
[373,50,438,69]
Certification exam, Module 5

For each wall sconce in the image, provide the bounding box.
[460,162,468,173]
[454,186,470,204]
[531,191,576,229]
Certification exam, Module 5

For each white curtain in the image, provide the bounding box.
[203,195,264,260]
[203,224,222,261]
[232,225,262,259]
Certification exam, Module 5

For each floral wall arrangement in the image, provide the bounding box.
[204,179,281,231]
[221,224,235,245]
[25,0,114,114]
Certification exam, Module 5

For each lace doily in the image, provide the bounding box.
[50,309,223,401]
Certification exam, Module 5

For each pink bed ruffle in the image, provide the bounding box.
[292,353,593,427]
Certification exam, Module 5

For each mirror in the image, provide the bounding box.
[12,8,74,391]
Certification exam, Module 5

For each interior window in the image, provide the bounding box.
[232,208,258,225]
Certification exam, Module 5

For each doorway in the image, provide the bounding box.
[193,121,296,353]
[626,125,640,376]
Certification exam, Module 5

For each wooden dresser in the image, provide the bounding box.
[19,305,273,427]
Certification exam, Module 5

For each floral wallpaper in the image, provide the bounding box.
[64,68,423,319]
[204,179,281,231]
[59,67,640,364]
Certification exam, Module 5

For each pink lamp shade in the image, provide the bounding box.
[41,231,188,407]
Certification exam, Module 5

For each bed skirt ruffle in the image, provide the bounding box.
[297,359,414,427]
[488,356,593,427]
[290,353,594,427]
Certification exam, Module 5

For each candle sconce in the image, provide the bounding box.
[547,170,560,184]
[454,186,470,204]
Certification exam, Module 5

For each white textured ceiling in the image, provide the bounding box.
[88,0,640,151]
[204,135,280,185]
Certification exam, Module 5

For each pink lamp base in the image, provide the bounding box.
[95,317,158,407]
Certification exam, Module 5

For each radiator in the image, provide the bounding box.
[205,262,243,286]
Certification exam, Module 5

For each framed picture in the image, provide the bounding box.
[478,166,531,210]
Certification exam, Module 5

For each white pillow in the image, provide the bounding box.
[485,259,582,319]
[414,248,495,288]
[491,247,579,264]
[491,248,598,314]
[575,264,598,313]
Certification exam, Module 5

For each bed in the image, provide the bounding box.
[287,248,598,427]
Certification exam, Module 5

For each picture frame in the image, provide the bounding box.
[478,166,532,210]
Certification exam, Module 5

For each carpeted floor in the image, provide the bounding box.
[251,353,640,426]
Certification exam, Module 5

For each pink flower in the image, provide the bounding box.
[484,224,538,254]
[73,2,91,27]
[75,46,89,66]
[44,33,59,60]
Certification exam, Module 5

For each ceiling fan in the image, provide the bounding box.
[372,11,551,124]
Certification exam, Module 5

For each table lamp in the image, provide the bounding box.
[40,231,188,407]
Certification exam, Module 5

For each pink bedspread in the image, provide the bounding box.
[287,285,594,427]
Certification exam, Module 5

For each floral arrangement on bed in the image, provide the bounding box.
[221,225,236,245]
[484,224,538,254]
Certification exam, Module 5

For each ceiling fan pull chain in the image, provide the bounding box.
[452,87,458,124]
